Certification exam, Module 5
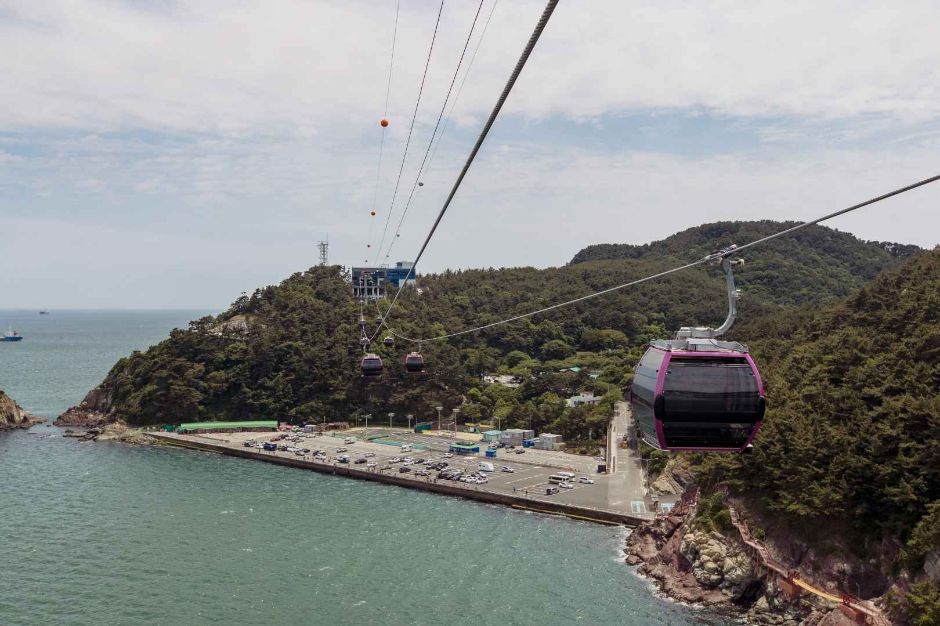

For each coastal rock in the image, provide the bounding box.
[680,530,760,599]
[0,389,44,430]
[650,460,695,496]
[924,549,940,584]
[54,384,114,427]
[96,422,149,445]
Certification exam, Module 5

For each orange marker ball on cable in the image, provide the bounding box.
[380,119,389,128]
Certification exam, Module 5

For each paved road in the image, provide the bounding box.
[606,402,649,514]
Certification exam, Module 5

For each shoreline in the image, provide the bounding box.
[147,432,647,527]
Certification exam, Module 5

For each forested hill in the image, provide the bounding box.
[693,248,940,619]
[571,221,920,306]
[73,221,919,438]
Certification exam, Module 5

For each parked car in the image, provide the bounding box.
[262,442,277,451]
[559,481,574,489]
[337,455,350,463]
[415,469,430,476]
[399,466,411,473]
[364,452,376,458]
[367,462,377,469]
[335,447,348,453]
[443,453,453,458]
[578,476,595,484]
[355,458,367,464]
[500,466,515,473]
[546,487,560,495]
[514,449,525,454]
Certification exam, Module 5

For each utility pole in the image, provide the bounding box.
[388,412,394,428]
[451,408,459,437]
[436,406,443,431]
[365,413,371,429]
[407,414,413,431]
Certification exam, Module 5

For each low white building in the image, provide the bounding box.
[565,391,602,408]
[499,428,527,446]
[537,433,563,450]
[481,374,522,388]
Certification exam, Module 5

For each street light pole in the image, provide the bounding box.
[407,414,413,431]
[436,406,443,431]
[451,408,459,437]
[388,412,394,428]
[365,413,371,429]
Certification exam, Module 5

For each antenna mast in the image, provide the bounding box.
[317,235,329,266]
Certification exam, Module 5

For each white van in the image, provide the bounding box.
[400,444,413,453]
[556,471,576,480]
[477,461,495,472]
[344,437,356,445]
[548,474,572,485]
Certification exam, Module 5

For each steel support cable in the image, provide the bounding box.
[370,0,561,342]
[373,0,446,264]
[378,0,489,263]
[365,0,401,253]
[382,172,940,343]
[423,0,500,182]
[378,0,486,263]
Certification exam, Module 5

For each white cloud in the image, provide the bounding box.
[1,0,939,308]
[2,0,940,133]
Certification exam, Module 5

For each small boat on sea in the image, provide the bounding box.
[1,328,23,342]
[39,310,50,315]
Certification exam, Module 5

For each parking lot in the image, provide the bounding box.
[196,427,653,519]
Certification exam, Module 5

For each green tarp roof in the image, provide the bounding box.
[177,421,278,431]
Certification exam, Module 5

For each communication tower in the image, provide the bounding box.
[317,237,329,266]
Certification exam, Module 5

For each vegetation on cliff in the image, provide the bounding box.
[79,221,915,440]
[571,220,919,307]
[693,249,940,621]
[71,219,937,619]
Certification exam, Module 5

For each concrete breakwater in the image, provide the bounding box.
[147,432,646,527]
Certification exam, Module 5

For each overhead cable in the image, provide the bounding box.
[386,172,940,343]
[380,0,493,263]
[365,0,401,252]
[371,0,561,341]
[373,0,446,263]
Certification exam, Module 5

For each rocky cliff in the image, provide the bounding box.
[624,504,868,625]
[54,384,114,427]
[0,389,43,430]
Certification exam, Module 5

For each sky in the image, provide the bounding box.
[2,0,939,309]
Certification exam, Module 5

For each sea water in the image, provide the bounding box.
[0,310,729,625]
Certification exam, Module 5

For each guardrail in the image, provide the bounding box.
[728,507,890,625]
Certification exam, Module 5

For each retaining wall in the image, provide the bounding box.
[148,433,645,527]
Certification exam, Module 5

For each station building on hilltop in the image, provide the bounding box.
[351,262,417,300]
